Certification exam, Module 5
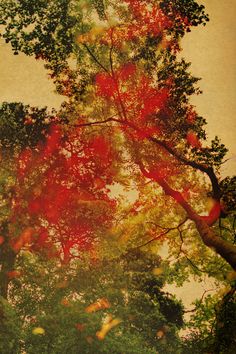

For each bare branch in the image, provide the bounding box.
[83,44,109,73]
[134,218,189,249]
[74,117,123,128]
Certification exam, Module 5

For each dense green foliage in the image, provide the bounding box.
[4,250,183,353]
[0,102,54,151]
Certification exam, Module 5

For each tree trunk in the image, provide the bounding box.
[134,159,236,269]
[157,178,236,270]
[0,230,16,299]
[194,217,236,270]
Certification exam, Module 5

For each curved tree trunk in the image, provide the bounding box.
[193,216,236,270]
[158,178,236,270]
[139,163,236,270]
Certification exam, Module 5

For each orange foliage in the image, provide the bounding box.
[11,227,34,253]
[98,1,173,48]
[0,236,4,245]
[95,63,169,141]
[7,270,21,279]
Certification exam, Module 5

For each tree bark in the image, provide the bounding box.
[0,225,16,299]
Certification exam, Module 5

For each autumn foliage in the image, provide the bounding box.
[10,124,116,263]
[0,1,236,352]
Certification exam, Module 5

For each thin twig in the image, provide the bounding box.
[74,117,123,128]
[184,288,217,313]
[83,44,109,73]
[135,218,189,249]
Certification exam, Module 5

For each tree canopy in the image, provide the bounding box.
[0,0,236,353]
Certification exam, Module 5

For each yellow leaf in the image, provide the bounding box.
[32,327,45,335]
[96,317,122,340]
[152,267,163,276]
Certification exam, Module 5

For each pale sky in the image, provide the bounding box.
[0,0,235,311]
[182,0,236,176]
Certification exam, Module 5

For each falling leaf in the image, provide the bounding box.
[32,327,45,335]
[0,236,4,245]
[156,330,165,339]
[96,316,122,340]
[85,298,110,313]
[152,267,163,276]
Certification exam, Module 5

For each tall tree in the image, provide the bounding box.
[1,0,236,351]
[0,0,236,302]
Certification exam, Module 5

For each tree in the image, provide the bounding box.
[1,0,234,269]
[7,249,183,353]
[0,0,236,350]
[181,285,236,353]
[0,102,56,298]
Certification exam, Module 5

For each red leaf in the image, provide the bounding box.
[95,73,116,97]
[186,131,202,149]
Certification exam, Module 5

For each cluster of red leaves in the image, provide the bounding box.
[12,125,116,263]
[186,107,197,124]
[124,0,173,37]
[95,63,136,98]
[186,131,202,149]
[98,1,173,48]
[96,63,169,140]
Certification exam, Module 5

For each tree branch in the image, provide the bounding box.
[137,161,236,270]
[83,44,109,73]
[74,116,123,128]
[149,135,221,201]
[134,218,188,249]
[184,288,217,313]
